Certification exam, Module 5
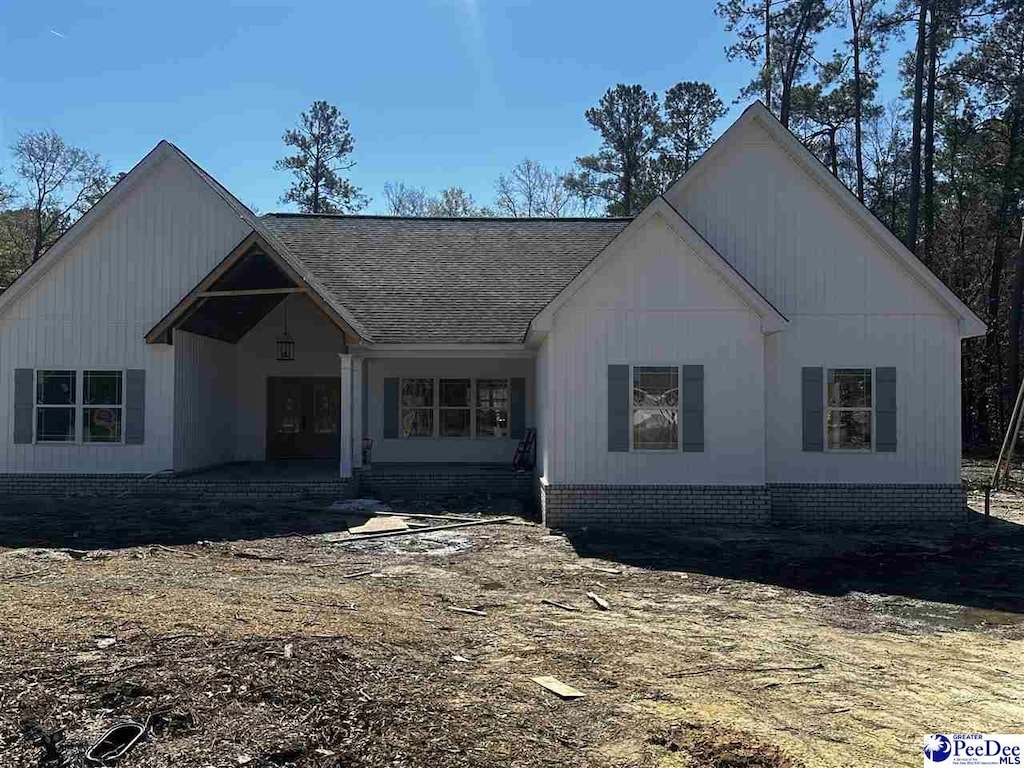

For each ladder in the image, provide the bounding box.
[512,428,536,473]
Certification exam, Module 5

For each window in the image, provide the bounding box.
[395,377,512,438]
[476,379,509,437]
[34,370,126,444]
[401,379,434,437]
[632,366,678,450]
[36,371,76,443]
[439,379,471,436]
[83,371,123,443]
[826,368,872,450]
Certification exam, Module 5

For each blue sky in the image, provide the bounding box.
[0,1,901,215]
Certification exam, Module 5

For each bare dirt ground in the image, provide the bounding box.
[1,479,1022,767]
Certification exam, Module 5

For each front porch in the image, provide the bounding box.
[150,236,536,481]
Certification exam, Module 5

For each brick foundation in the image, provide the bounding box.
[0,473,358,500]
[357,469,534,502]
[768,483,967,526]
[540,482,770,529]
[540,481,968,530]
[0,468,534,503]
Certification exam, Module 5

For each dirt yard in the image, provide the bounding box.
[1,483,1022,768]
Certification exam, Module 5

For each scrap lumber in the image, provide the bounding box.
[532,676,585,699]
[341,569,377,579]
[447,606,487,617]
[1,568,49,582]
[586,592,610,611]
[232,550,286,562]
[348,516,409,535]
[338,516,514,542]
[541,599,579,612]
[368,510,478,523]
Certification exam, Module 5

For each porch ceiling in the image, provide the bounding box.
[174,245,296,343]
[151,242,308,344]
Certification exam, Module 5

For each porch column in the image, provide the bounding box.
[352,356,364,470]
[339,353,354,479]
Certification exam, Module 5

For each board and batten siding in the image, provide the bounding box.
[364,356,534,464]
[0,151,252,473]
[665,116,961,484]
[173,331,238,472]
[538,211,767,487]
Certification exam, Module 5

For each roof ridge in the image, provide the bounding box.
[261,212,634,222]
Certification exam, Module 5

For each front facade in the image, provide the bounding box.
[0,104,985,527]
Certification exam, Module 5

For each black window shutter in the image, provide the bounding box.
[125,370,146,444]
[681,365,704,452]
[607,365,629,452]
[13,368,33,444]
[802,367,824,452]
[875,367,897,452]
[382,378,399,439]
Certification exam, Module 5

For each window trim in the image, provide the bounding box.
[396,377,512,439]
[33,369,127,446]
[629,363,681,453]
[823,366,874,453]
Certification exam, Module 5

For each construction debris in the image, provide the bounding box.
[84,717,150,765]
[338,516,515,542]
[232,550,286,562]
[541,599,579,612]
[532,676,586,699]
[586,592,610,611]
[447,606,487,617]
[348,516,409,535]
[368,510,478,523]
[341,569,378,579]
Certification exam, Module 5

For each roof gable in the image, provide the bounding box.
[530,197,788,336]
[0,142,257,328]
[664,102,986,338]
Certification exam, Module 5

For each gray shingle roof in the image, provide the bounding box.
[259,214,631,344]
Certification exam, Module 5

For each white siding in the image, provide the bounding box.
[0,152,251,473]
[234,294,348,461]
[535,339,550,481]
[666,118,961,484]
[765,316,961,483]
[364,356,534,464]
[539,211,766,486]
[173,331,237,472]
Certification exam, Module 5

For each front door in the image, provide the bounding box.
[267,377,341,459]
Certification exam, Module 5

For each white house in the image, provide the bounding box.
[0,103,986,527]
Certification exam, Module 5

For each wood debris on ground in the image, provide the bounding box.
[531,676,586,699]
[586,592,610,611]
[347,516,409,535]
[541,599,579,612]
[446,606,487,617]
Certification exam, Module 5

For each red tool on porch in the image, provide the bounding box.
[512,428,536,473]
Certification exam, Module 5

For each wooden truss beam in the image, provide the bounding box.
[197,287,306,298]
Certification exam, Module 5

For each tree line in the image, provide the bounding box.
[277,84,726,218]
[1,0,1021,448]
